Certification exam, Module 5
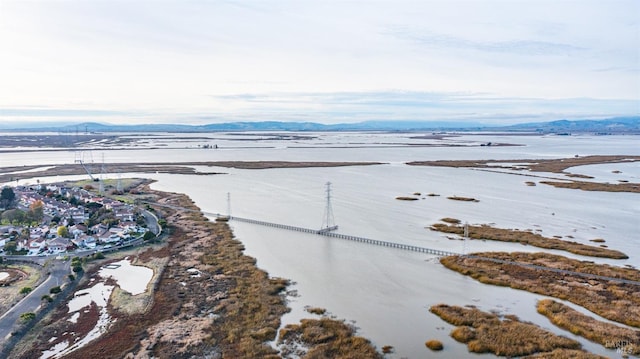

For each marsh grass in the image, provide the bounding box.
[540,180,640,193]
[306,307,327,315]
[408,155,640,174]
[395,196,419,201]
[278,318,383,358]
[523,349,606,358]
[430,304,582,357]
[407,156,640,193]
[430,222,627,259]
[537,299,640,355]
[447,196,479,202]
[440,252,640,327]
[440,217,461,224]
[425,339,443,351]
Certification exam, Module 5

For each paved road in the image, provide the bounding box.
[142,209,160,236]
[0,258,71,341]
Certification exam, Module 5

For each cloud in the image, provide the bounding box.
[383,26,585,56]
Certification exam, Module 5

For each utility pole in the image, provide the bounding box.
[320,182,337,232]
[462,221,469,255]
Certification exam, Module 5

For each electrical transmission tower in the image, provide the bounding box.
[320,182,338,233]
[462,221,469,255]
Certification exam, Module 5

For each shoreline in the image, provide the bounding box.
[7,181,382,358]
[0,161,384,184]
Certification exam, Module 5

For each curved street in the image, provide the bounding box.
[0,258,71,342]
[0,205,160,347]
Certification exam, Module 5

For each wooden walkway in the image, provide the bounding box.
[225,214,459,257]
[214,213,640,286]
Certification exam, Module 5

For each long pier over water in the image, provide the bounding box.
[208,213,640,287]
[227,215,457,257]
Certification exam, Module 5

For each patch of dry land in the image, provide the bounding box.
[441,252,640,327]
[0,265,42,314]
[9,181,381,359]
[278,318,383,358]
[537,299,640,355]
[407,155,640,193]
[0,161,383,184]
[429,304,603,358]
[430,220,628,259]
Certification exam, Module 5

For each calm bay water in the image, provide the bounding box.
[2,132,639,358]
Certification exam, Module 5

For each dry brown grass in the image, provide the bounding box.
[408,155,640,173]
[278,318,383,358]
[395,196,419,201]
[430,222,628,259]
[430,304,583,357]
[0,161,384,183]
[540,180,640,193]
[525,181,537,186]
[11,183,379,359]
[447,196,479,202]
[537,299,640,355]
[0,265,41,316]
[451,326,476,343]
[306,307,327,315]
[522,349,607,358]
[440,217,461,224]
[441,252,640,327]
[407,155,640,193]
[425,339,443,351]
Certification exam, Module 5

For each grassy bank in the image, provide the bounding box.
[430,221,628,259]
[537,299,640,356]
[8,182,382,358]
[0,161,384,183]
[407,155,640,173]
[407,155,640,193]
[429,304,595,357]
[278,317,383,358]
[440,252,640,327]
[540,180,640,193]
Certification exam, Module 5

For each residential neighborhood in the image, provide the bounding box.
[0,183,151,257]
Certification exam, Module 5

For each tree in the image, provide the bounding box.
[2,209,25,225]
[143,231,155,241]
[4,241,17,254]
[57,225,69,238]
[28,200,44,224]
[0,187,16,209]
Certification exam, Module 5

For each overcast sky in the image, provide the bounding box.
[1,0,638,125]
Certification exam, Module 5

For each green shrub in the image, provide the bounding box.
[49,286,61,294]
[20,312,36,322]
[19,287,32,295]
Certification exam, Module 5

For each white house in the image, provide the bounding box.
[47,237,70,253]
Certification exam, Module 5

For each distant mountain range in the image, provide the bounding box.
[1,117,638,133]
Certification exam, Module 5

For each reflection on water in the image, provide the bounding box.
[3,132,639,358]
